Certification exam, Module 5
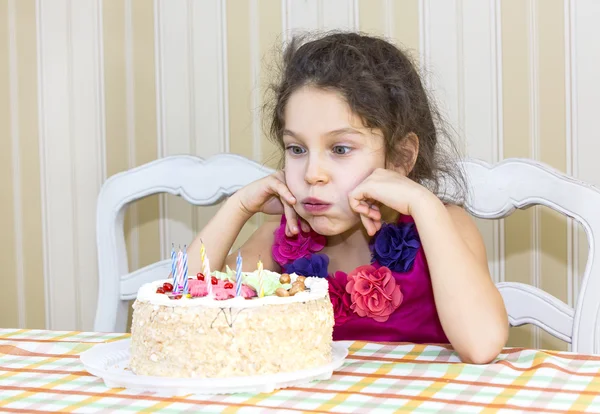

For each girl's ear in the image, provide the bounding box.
[387,133,419,176]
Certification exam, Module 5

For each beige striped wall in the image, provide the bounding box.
[1,0,599,351]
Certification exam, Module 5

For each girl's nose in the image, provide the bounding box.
[304,155,329,185]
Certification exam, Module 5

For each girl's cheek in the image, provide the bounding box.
[345,173,370,192]
[285,175,302,197]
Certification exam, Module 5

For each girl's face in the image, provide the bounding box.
[283,86,387,236]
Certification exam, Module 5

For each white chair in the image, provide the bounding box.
[94,155,600,354]
[94,154,273,333]
[460,158,600,354]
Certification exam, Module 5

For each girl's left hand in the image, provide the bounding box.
[348,168,428,235]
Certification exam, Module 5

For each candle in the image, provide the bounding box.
[182,245,189,295]
[170,244,177,282]
[200,241,206,271]
[235,251,243,297]
[175,248,184,294]
[200,240,212,296]
[258,259,264,298]
[204,259,212,297]
[170,243,177,275]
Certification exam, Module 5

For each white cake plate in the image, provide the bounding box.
[80,339,348,396]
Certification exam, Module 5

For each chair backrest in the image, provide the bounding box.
[94,154,273,332]
[95,155,600,354]
[461,158,600,354]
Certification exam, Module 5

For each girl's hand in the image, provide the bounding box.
[233,171,310,237]
[348,168,429,236]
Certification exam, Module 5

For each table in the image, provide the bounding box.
[0,329,599,413]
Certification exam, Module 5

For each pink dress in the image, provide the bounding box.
[271,215,449,344]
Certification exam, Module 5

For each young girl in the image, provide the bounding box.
[188,32,508,364]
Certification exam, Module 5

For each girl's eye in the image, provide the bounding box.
[332,146,351,155]
[286,145,306,155]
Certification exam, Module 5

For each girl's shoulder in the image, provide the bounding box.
[444,204,481,236]
[444,203,488,266]
[439,202,479,231]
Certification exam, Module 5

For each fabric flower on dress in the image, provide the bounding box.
[369,222,420,273]
[272,216,326,267]
[346,265,403,322]
[328,271,353,326]
[284,253,329,278]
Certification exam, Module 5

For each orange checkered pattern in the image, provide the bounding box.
[1,329,600,413]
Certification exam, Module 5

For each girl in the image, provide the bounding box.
[188,32,508,364]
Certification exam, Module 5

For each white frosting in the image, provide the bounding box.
[137,274,329,308]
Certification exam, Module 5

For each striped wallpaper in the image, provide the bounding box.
[1,0,599,351]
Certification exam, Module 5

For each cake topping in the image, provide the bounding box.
[189,279,256,300]
[275,287,290,297]
[289,284,304,296]
[138,272,328,307]
[279,273,291,284]
[154,242,328,304]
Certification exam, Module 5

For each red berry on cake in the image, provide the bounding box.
[196,272,204,281]
[211,276,218,285]
[156,287,165,294]
[224,281,234,289]
[162,282,173,292]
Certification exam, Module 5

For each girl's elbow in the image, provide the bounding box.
[459,325,508,365]
[460,346,501,365]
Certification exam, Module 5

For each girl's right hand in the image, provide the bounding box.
[234,171,309,237]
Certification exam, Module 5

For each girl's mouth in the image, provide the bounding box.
[302,197,332,213]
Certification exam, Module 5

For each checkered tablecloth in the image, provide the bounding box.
[0,329,599,413]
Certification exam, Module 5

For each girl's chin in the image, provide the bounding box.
[304,215,360,236]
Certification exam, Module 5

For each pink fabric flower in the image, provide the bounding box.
[189,279,256,300]
[346,265,403,322]
[272,216,326,267]
[328,271,353,326]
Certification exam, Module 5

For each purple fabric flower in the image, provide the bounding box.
[284,254,330,278]
[369,222,421,273]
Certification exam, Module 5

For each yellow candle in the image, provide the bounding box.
[200,242,213,296]
[204,256,213,296]
[258,259,264,298]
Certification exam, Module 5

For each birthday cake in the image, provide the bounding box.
[129,264,334,378]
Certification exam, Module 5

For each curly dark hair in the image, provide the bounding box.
[266,31,466,204]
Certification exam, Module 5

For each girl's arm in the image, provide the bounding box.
[187,194,282,275]
[187,193,281,275]
[187,169,298,275]
[411,192,509,364]
[349,168,508,364]
[186,193,254,275]
[222,217,282,273]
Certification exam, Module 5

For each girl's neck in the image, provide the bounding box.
[326,206,400,249]
[322,223,372,273]
[321,208,400,273]
[326,222,370,249]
